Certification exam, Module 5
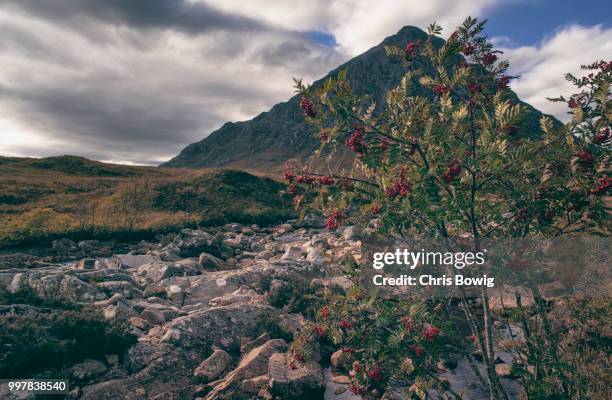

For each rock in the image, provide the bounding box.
[166,284,186,303]
[143,284,166,298]
[129,316,150,330]
[80,379,144,400]
[76,258,96,270]
[305,246,324,266]
[168,229,216,258]
[141,308,166,325]
[209,293,252,307]
[78,240,100,252]
[103,303,134,320]
[241,332,271,354]
[52,238,78,253]
[335,386,347,395]
[96,281,143,299]
[332,375,351,384]
[342,226,359,240]
[105,354,119,365]
[281,245,305,261]
[495,363,514,378]
[109,254,160,269]
[198,252,224,270]
[159,304,274,350]
[71,359,108,381]
[330,349,354,371]
[204,339,288,399]
[301,213,325,228]
[94,293,125,307]
[256,250,274,260]
[194,349,233,382]
[268,353,325,399]
[25,273,106,302]
[241,375,268,395]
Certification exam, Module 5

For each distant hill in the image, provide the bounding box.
[0,156,293,248]
[0,155,158,177]
[163,25,555,173]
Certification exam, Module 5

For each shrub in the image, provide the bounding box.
[0,307,137,377]
[289,16,609,399]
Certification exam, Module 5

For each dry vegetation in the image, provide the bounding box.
[0,156,294,248]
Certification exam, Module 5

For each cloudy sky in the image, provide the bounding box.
[0,0,610,165]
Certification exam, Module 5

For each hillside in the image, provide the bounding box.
[163,25,554,173]
[0,156,293,248]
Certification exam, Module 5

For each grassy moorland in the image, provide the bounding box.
[0,156,294,248]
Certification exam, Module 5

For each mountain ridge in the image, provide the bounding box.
[162,26,554,173]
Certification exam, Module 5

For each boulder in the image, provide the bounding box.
[52,238,78,253]
[241,332,271,354]
[301,213,325,229]
[96,281,143,299]
[166,284,186,303]
[80,379,144,400]
[71,359,108,381]
[78,240,100,252]
[193,349,233,382]
[159,304,274,350]
[76,258,96,270]
[129,316,150,331]
[167,229,216,257]
[241,375,268,395]
[198,252,224,270]
[268,353,325,399]
[305,246,324,266]
[204,339,288,399]
[281,246,306,261]
[22,273,106,302]
[330,349,354,371]
[109,254,160,269]
[141,308,166,325]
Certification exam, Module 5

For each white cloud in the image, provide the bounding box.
[501,24,612,122]
[204,0,498,55]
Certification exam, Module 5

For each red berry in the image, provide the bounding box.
[443,159,462,183]
[591,177,612,195]
[482,53,497,65]
[409,344,425,357]
[461,43,475,56]
[314,325,326,336]
[468,82,481,93]
[339,320,353,330]
[283,161,296,182]
[386,168,411,197]
[423,325,440,340]
[346,124,366,153]
[432,84,449,95]
[575,151,595,164]
[321,305,330,319]
[497,75,511,90]
[593,127,610,143]
[300,96,316,117]
[366,366,382,381]
[401,316,415,332]
[371,203,381,214]
[318,175,335,185]
[567,98,579,109]
[325,211,343,230]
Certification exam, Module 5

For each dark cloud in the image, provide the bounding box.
[1,0,267,34]
[0,1,347,165]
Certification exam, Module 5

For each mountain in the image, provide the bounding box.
[162,26,552,173]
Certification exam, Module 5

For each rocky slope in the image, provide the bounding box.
[162,26,553,174]
[0,218,526,400]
